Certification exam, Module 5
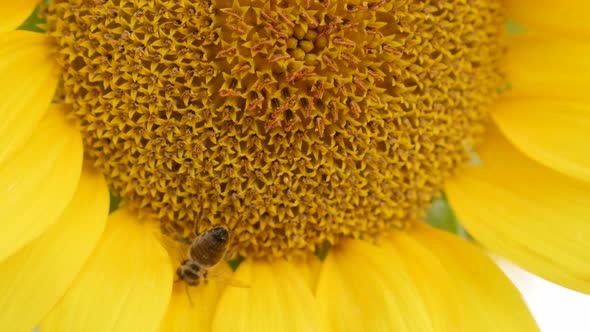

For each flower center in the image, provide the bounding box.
[47,0,504,258]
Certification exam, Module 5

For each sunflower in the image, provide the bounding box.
[1,0,588,331]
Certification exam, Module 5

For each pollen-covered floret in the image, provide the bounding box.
[47,0,504,258]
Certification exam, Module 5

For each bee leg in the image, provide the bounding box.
[185,284,194,307]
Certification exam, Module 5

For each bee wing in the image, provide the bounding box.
[208,262,250,288]
[155,231,189,265]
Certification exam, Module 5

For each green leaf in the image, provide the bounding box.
[424,195,469,239]
[497,82,513,95]
[18,5,46,33]
[315,241,331,261]
[109,192,122,214]
[227,256,244,271]
[505,20,527,35]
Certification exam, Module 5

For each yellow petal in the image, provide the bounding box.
[298,254,322,292]
[408,223,539,331]
[506,1,590,36]
[493,99,590,183]
[0,165,109,332]
[40,209,173,332]
[0,108,82,262]
[446,125,590,294]
[159,282,224,332]
[212,259,319,332]
[0,1,40,32]
[316,239,433,332]
[0,31,59,164]
[504,38,590,100]
[382,233,462,332]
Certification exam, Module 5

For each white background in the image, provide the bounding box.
[499,260,590,332]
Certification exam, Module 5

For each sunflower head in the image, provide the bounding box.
[6,0,590,331]
[45,0,504,259]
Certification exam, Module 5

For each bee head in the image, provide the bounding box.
[209,226,229,244]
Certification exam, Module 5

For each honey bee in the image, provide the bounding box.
[158,224,247,303]
[176,226,230,286]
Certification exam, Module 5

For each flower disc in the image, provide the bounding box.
[47,0,504,258]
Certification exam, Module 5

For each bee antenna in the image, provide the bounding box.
[194,201,207,237]
[193,217,201,238]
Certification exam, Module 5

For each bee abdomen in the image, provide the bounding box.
[189,227,230,267]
